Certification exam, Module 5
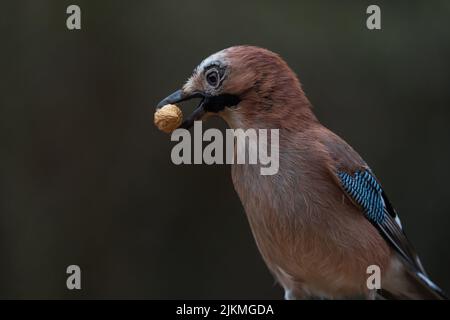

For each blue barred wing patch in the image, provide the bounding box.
[337,170,385,223]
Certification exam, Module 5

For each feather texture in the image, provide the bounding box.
[179,45,447,299]
[336,169,447,299]
[337,170,385,224]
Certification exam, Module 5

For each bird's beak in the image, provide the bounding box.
[156,89,241,130]
[156,90,205,129]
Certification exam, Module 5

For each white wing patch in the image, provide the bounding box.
[394,215,403,229]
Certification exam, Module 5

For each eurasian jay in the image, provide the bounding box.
[156,46,446,299]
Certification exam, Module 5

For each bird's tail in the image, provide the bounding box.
[383,261,447,300]
[400,271,448,300]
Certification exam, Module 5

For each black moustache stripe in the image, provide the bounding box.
[203,94,241,112]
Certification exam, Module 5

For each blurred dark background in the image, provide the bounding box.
[1,0,449,299]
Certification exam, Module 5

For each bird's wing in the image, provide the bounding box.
[334,168,446,298]
[318,128,424,272]
[313,126,446,298]
[336,169,423,272]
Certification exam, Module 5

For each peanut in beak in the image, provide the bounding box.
[154,104,183,133]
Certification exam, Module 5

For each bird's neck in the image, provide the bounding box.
[222,90,318,133]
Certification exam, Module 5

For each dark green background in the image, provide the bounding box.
[1,1,449,299]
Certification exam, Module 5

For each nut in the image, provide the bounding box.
[154,104,183,133]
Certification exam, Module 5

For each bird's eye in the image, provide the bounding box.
[206,69,219,87]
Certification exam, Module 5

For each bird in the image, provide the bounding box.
[156,45,447,299]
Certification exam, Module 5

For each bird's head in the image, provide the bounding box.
[157,46,315,130]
